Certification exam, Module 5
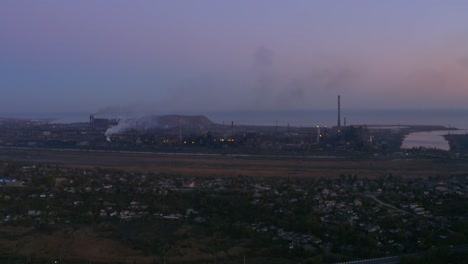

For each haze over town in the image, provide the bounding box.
[1,1,468,115]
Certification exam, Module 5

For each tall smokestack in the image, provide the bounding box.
[317,125,320,142]
[231,121,234,137]
[337,95,341,128]
[178,116,182,142]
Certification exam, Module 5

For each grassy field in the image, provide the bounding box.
[1,148,468,178]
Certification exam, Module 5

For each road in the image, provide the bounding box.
[333,256,400,264]
[363,194,410,215]
[2,146,468,178]
[0,145,345,160]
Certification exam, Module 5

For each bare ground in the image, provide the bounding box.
[1,148,467,178]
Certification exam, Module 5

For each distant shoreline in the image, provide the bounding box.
[0,116,458,131]
[2,108,467,129]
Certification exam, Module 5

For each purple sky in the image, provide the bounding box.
[1,1,468,114]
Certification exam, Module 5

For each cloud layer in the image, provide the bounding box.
[1,1,468,113]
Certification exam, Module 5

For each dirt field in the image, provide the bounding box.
[0,224,252,264]
[0,226,140,262]
[1,148,468,178]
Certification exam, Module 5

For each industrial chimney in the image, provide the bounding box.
[337,95,341,128]
[178,116,182,142]
[317,125,321,142]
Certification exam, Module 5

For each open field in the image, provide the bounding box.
[0,226,151,263]
[1,148,468,178]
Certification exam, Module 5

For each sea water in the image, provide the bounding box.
[2,109,467,129]
[207,109,468,129]
[401,130,468,151]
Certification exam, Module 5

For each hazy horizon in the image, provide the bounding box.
[2,108,468,129]
[1,1,468,113]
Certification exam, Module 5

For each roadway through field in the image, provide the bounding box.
[1,147,468,178]
[334,256,400,264]
[363,194,410,215]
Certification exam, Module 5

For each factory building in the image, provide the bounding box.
[89,114,118,127]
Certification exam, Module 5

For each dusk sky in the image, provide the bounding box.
[1,1,468,114]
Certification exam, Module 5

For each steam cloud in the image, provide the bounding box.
[93,105,163,136]
[254,46,274,66]
[104,116,160,136]
[252,46,277,107]
[249,46,363,109]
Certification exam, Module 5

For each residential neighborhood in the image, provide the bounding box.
[0,162,466,263]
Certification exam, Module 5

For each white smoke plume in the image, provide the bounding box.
[105,116,160,136]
